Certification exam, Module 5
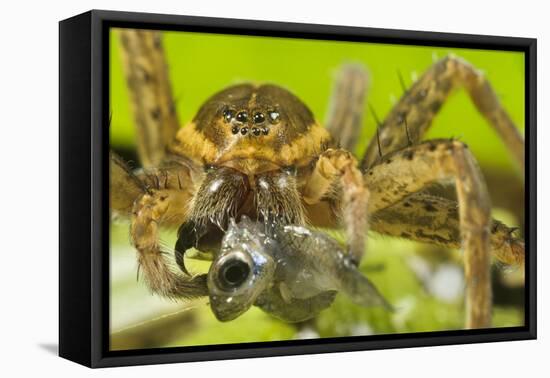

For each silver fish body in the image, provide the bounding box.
[207,217,392,322]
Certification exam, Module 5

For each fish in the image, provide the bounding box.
[207,216,392,322]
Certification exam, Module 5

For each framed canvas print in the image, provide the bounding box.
[59,10,536,368]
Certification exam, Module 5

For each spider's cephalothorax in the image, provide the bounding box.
[167,84,345,262]
[112,28,525,329]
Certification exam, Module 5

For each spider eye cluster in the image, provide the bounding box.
[223,107,280,137]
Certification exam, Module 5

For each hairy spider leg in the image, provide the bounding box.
[361,55,524,172]
[364,139,492,328]
[303,149,369,264]
[118,29,179,168]
[325,64,369,153]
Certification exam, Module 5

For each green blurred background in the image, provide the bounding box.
[109,28,525,351]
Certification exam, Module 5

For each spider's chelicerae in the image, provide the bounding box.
[111,30,525,329]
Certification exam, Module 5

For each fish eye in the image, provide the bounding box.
[218,258,251,290]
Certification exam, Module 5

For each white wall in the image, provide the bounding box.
[1,0,546,376]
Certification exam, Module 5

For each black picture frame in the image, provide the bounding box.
[59,9,537,368]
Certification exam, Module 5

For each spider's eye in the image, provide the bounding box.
[222,108,235,122]
[218,258,251,290]
[236,111,248,123]
[253,112,265,124]
[268,110,280,124]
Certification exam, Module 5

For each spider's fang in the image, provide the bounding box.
[175,221,197,275]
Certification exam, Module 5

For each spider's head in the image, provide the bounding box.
[207,217,275,321]
[173,84,332,174]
